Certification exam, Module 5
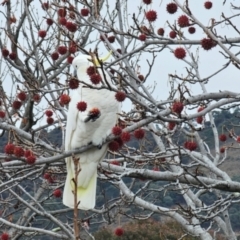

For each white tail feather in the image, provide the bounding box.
[63,165,97,210]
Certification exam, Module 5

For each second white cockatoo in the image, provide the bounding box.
[63,53,120,210]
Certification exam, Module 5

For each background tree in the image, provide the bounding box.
[0,0,240,239]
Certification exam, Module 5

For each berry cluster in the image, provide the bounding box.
[4,143,37,164]
[1,48,16,60]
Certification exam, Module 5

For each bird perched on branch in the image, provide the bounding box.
[63,53,120,210]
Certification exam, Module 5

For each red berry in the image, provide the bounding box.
[121,131,131,142]
[53,189,62,198]
[14,146,25,157]
[143,0,152,4]
[43,172,51,179]
[86,66,96,76]
[59,94,71,105]
[38,30,47,38]
[204,1,212,9]
[47,117,54,125]
[9,52,17,60]
[33,94,41,103]
[172,101,184,114]
[69,78,80,89]
[26,155,36,164]
[188,27,196,34]
[115,91,126,102]
[219,134,227,142]
[69,45,77,54]
[81,8,89,16]
[166,3,178,14]
[108,141,120,152]
[220,147,225,153]
[12,100,22,110]
[114,227,124,236]
[112,126,122,136]
[51,52,59,61]
[2,48,9,57]
[46,18,53,25]
[138,75,145,82]
[58,46,67,55]
[17,91,27,101]
[174,47,186,59]
[67,56,74,64]
[65,21,77,32]
[178,15,190,28]
[77,101,87,111]
[237,136,240,143]
[134,128,145,139]
[145,10,157,22]
[59,17,67,25]
[108,36,115,43]
[169,31,176,39]
[168,122,176,130]
[90,73,102,84]
[198,106,204,112]
[42,2,49,10]
[139,34,146,41]
[24,149,33,158]
[58,8,67,17]
[196,116,203,124]
[45,110,53,117]
[201,38,217,50]
[157,28,164,36]
[184,141,197,151]
[4,143,15,154]
[1,233,9,240]
[0,111,6,118]
[110,160,120,165]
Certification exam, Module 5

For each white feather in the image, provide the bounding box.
[63,54,120,210]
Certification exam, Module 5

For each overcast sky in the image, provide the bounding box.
[1,0,239,126]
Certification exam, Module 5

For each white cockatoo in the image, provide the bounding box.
[63,53,120,210]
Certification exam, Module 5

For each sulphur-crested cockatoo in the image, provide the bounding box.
[63,53,120,210]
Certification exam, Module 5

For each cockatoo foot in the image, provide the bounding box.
[97,144,102,149]
[88,141,102,149]
[84,110,101,122]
